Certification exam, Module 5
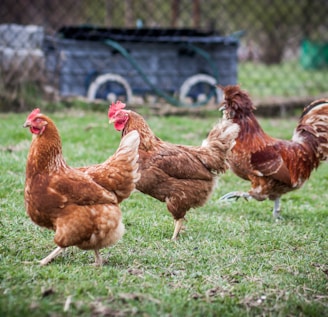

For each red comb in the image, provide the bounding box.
[27,108,41,121]
[108,101,126,118]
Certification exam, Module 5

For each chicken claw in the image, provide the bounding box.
[39,247,64,266]
[219,191,252,201]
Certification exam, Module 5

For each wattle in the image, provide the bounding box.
[30,126,41,134]
[114,122,125,131]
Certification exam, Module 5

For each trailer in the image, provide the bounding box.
[44,26,239,106]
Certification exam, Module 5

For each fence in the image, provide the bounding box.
[1,0,327,110]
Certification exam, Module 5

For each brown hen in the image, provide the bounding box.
[108,101,239,239]
[24,109,140,265]
[219,85,328,218]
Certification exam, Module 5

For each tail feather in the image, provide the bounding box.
[297,99,328,161]
[201,119,240,173]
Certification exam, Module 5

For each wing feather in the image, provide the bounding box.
[144,145,213,181]
[50,169,118,206]
[250,145,292,185]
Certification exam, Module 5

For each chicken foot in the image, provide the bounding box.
[220,192,283,220]
[39,246,64,265]
[219,191,252,201]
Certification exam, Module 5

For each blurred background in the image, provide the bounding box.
[1,0,327,112]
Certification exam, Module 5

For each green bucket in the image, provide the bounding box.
[300,39,328,70]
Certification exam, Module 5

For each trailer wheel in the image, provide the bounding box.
[87,73,133,103]
[179,74,222,105]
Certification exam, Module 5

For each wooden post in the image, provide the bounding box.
[105,0,112,26]
[171,0,180,27]
[125,0,133,27]
[193,0,200,29]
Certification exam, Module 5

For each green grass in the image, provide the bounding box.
[0,110,327,317]
[238,60,328,98]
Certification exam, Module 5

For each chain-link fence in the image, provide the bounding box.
[1,0,327,110]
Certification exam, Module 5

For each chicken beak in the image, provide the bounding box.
[109,118,115,124]
[23,120,31,128]
[219,105,226,112]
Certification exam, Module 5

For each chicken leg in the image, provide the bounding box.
[273,198,282,219]
[94,250,104,266]
[172,219,184,240]
[219,191,252,201]
[39,246,64,265]
[220,192,283,220]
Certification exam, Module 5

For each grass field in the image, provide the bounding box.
[238,61,328,98]
[0,109,327,317]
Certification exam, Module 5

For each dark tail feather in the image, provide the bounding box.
[298,99,328,161]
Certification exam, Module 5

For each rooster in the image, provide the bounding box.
[24,108,140,265]
[219,85,328,218]
[108,101,239,240]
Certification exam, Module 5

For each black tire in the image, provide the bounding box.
[179,74,222,104]
[87,73,133,102]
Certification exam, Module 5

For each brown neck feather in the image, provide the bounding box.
[26,119,67,174]
[123,111,161,151]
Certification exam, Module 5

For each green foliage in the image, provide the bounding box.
[0,110,327,317]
